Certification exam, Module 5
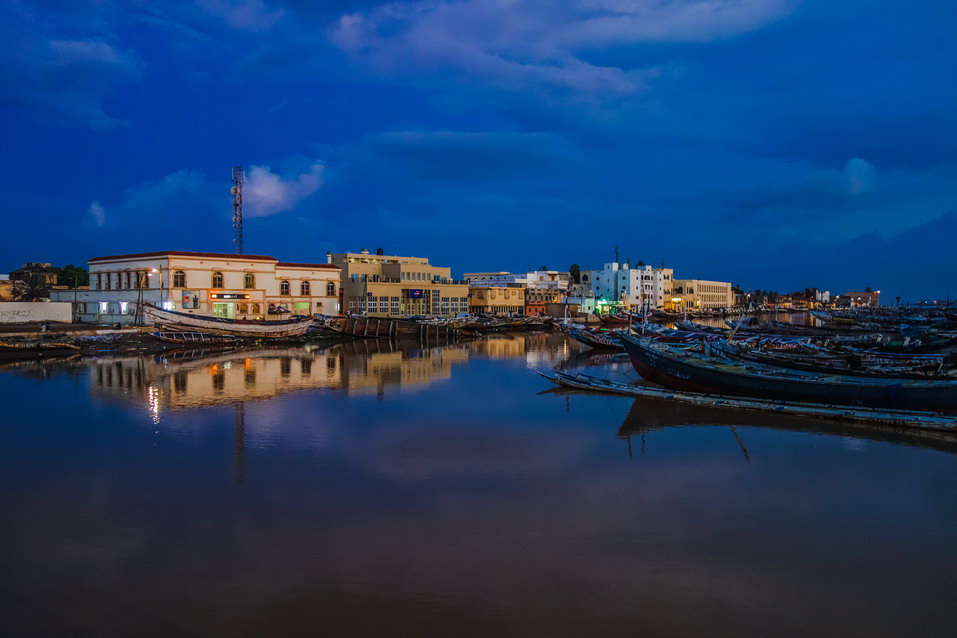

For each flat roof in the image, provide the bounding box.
[276,262,340,270]
[89,250,278,263]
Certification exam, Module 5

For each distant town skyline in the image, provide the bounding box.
[2,0,955,302]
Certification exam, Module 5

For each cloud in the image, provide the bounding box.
[329,0,793,96]
[89,201,106,227]
[0,3,144,128]
[198,0,286,31]
[244,161,325,217]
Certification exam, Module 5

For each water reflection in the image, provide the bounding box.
[83,334,567,418]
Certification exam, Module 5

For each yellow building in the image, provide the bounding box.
[468,286,525,315]
[330,249,469,317]
[669,279,734,310]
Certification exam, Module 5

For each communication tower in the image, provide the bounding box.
[231,166,244,254]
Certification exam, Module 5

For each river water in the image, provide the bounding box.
[2,332,956,637]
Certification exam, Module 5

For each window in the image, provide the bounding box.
[252,303,261,315]
[327,281,336,296]
[280,280,290,295]
[212,271,224,288]
[301,280,310,296]
[238,303,249,315]
[244,273,255,289]
[124,272,131,289]
[173,270,186,287]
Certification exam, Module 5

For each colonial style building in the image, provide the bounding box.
[329,249,469,317]
[48,251,341,324]
[463,270,571,290]
[669,279,735,310]
[468,286,526,315]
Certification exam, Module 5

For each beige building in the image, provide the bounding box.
[669,279,734,310]
[330,249,469,317]
[468,286,526,315]
[49,250,340,324]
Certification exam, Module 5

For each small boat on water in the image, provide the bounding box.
[151,331,238,345]
[143,304,312,339]
[0,340,81,359]
[560,324,624,350]
[619,333,957,411]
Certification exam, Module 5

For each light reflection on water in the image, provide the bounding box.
[1,331,956,637]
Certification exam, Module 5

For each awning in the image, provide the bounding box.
[268,304,291,314]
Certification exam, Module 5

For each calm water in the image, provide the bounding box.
[2,333,956,637]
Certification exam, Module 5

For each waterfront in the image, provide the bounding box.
[2,333,957,637]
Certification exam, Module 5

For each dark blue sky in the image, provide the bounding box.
[2,0,955,300]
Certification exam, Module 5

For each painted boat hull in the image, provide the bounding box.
[620,334,957,411]
[144,305,311,339]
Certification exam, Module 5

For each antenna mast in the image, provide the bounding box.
[231,166,244,254]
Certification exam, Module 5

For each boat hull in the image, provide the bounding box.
[621,335,957,411]
[144,305,311,339]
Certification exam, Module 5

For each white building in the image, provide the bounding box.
[49,250,341,325]
[581,263,674,309]
[463,270,570,290]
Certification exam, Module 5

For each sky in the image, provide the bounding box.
[1,0,955,301]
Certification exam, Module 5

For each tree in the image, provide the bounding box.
[569,264,581,284]
[54,264,89,287]
[732,283,744,294]
[11,275,47,301]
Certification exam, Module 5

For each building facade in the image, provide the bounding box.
[468,286,526,315]
[49,251,341,324]
[582,263,674,310]
[670,279,734,310]
[464,270,571,290]
[330,249,469,317]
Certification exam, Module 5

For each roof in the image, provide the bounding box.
[275,262,340,270]
[88,250,278,263]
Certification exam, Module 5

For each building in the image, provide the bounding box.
[464,270,570,290]
[835,290,880,307]
[669,279,734,310]
[9,262,59,286]
[581,263,674,310]
[48,250,341,325]
[468,286,526,315]
[525,287,564,316]
[330,249,469,317]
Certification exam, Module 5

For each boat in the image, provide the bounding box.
[619,333,957,411]
[560,324,623,350]
[151,331,238,345]
[0,340,81,359]
[143,304,312,339]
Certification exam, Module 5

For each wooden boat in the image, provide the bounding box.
[619,333,957,411]
[151,331,238,345]
[538,371,957,431]
[561,325,623,350]
[0,340,80,359]
[143,304,312,339]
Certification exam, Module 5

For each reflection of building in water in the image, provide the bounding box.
[90,348,343,414]
[336,340,470,395]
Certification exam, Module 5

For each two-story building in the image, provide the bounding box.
[49,251,341,324]
[669,279,735,310]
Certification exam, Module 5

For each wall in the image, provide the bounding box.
[0,302,73,323]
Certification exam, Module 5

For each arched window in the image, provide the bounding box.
[212,271,224,288]
[238,303,249,315]
[300,280,310,296]
[244,273,255,289]
[326,281,336,296]
[252,303,261,315]
[280,280,290,295]
[173,270,186,287]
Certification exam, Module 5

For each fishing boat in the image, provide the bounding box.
[151,331,238,345]
[561,325,623,350]
[0,340,81,359]
[619,333,957,411]
[143,304,312,339]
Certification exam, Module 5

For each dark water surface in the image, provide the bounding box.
[2,333,956,637]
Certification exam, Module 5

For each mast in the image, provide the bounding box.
[231,166,244,254]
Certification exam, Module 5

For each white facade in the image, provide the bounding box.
[581,263,674,309]
[49,251,341,325]
[463,270,570,290]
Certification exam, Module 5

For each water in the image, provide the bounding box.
[2,333,956,637]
